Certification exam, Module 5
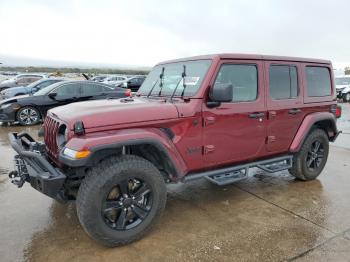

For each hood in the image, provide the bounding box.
[50,97,179,129]
[0,94,30,105]
[336,84,350,89]
[0,79,15,87]
[1,85,28,94]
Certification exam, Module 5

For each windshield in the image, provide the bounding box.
[138,59,212,97]
[33,81,63,96]
[336,77,350,85]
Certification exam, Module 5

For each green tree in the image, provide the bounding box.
[345,67,350,75]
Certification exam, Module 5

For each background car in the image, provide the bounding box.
[91,75,108,82]
[103,75,127,86]
[336,75,350,102]
[119,76,146,92]
[0,80,131,125]
[0,78,64,99]
[0,74,46,92]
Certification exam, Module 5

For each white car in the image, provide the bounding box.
[336,75,350,102]
[103,76,127,86]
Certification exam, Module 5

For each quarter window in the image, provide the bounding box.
[269,65,298,99]
[306,66,331,97]
[214,64,258,102]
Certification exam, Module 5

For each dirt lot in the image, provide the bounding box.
[1,104,350,262]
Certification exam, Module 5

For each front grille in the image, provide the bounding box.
[44,116,60,160]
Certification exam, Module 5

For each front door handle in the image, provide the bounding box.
[288,108,301,115]
[249,112,265,119]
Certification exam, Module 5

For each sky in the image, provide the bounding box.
[0,0,350,69]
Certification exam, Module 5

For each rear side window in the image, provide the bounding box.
[306,66,331,97]
[214,64,258,102]
[269,65,298,99]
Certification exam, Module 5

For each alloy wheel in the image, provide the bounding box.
[19,108,39,125]
[306,140,325,170]
[102,178,153,230]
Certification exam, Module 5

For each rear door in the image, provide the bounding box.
[265,61,304,153]
[202,60,267,167]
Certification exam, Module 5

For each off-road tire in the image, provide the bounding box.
[343,92,350,102]
[289,128,329,181]
[16,106,41,126]
[76,155,167,247]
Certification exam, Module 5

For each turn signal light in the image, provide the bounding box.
[63,148,91,159]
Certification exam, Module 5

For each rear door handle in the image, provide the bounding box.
[249,112,265,119]
[288,108,301,115]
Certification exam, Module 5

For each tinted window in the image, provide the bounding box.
[55,83,81,96]
[306,67,331,97]
[82,83,113,95]
[269,65,298,99]
[214,64,258,102]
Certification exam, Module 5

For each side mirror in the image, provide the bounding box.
[48,92,57,99]
[209,83,233,105]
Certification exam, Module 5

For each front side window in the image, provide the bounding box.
[214,64,258,102]
[306,66,331,97]
[269,65,298,99]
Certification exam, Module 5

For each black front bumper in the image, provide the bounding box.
[8,132,67,202]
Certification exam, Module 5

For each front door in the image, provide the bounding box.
[202,60,267,167]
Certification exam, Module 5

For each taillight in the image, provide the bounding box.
[336,106,342,118]
[124,89,132,97]
[331,104,342,118]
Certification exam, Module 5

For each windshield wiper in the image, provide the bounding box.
[158,67,165,96]
[147,67,164,98]
[170,65,186,102]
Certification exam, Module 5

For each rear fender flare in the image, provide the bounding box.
[290,112,338,153]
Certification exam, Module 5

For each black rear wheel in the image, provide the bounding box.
[289,128,329,181]
[76,155,167,247]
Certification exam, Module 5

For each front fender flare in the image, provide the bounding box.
[59,128,188,177]
[289,112,338,153]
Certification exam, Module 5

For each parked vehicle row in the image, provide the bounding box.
[92,74,146,92]
[0,80,130,125]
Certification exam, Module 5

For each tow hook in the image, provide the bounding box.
[8,170,26,188]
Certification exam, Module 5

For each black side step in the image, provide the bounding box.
[183,155,293,186]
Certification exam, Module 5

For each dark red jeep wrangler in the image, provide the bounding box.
[9,54,341,246]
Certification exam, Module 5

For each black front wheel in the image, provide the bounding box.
[76,155,167,247]
[289,128,329,181]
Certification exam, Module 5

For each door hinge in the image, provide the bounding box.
[266,136,276,144]
[203,145,215,154]
[204,116,216,126]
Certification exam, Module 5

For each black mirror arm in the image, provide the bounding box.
[206,101,221,108]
